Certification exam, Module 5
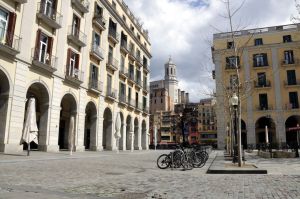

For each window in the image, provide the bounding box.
[161,98,163,103]
[259,93,268,110]
[287,70,296,85]
[108,45,113,63]
[226,56,240,69]
[107,74,112,93]
[254,38,263,46]
[34,30,53,64]
[66,49,79,78]
[283,35,292,43]
[135,92,138,107]
[120,56,125,71]
[227,41,234,49]
[229,74,238,87]
[143,97,147,109]
[90,64,98,81]
[143,56,148,66]
[128,87,132,102]
[108,19,117,37]
[137,34,140,40]
[119,82,126,99]
[129,63,134,79]
[122,15,126,22]
[93,32,101,47]
[136,70,141,83]
[0,8,16,47]
[283,50,294,64]
[95,4,103,16]
[72,14,80,36]
[253,53,268,67]
[289,92,299,109]
[257,72,267,86]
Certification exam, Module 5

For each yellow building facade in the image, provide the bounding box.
[212,24,300,149]
[0,0,151,153]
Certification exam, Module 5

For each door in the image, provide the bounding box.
[287,70,296,85]
[257,72,266,86]
[259,94,268,110]
[39,34,48,63]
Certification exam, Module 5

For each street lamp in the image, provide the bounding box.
[230,93,239,164]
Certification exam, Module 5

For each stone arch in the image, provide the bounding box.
[285,115,300,146]
[142,120,147,149]
[134,117,139,149]
[0,69,10,148]
[59,93,77,150]
[103,107,113,150]
[255,116,276,144]
[126,115,132,150]
[23,82,50,151]
[84,101,97,150]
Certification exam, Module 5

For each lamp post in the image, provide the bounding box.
[230,93,241,165]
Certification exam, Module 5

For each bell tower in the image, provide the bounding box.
[164,56,179,104]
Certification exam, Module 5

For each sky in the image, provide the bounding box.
[124,0,298,102]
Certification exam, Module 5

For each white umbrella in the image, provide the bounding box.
[69,115,75,155]
[265,125,269,144]
[21,98,39,156]
[115,113,121,153]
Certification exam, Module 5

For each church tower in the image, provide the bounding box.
[164,57,179,104]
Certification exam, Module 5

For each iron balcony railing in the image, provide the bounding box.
[0,27,21,52]
[31,47,57,70]
[282,59,299,65]
[285,103,300,110]
[129,46,135,57]
[106,87,117,99]
[119,66,128,76]
[65,65,84,82]
[127,98,135,107]
[107,55,119,70]
[89,78,103,92]
[71,0,90,13]
[135,77,142,87]
[91,44,104,60]
[121,40,129,52]
[256,105,273,111]
[108,28,120,42]
[119,93,127,103]
[254,80,271,88]
[37,1,62,27]
[128,72,135,81]
[93,13,106,29]
[284,79,300,86]
[68,26,87,45]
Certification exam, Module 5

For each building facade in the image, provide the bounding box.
[212,23,300,149]
[0,0,151,153]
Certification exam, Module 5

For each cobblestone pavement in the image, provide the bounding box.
[0,150,299,199]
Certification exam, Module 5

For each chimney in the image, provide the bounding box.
[181,91,185,104]
[185,93,189,104]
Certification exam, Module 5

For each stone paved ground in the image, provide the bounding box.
[0,150,299,199]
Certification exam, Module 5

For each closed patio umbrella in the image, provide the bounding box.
[20,98,39,156]
[265,125,269,144]
[69,115,75,155]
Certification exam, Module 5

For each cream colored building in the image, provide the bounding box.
[212,24,300,149]
[0,0,151,153]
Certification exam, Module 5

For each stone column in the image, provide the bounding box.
[121,123,126,151]
[89,114,98,151]
[138,119,142,150]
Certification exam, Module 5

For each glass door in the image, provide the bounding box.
[39,34,48,63]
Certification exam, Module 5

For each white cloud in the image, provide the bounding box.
[124,0,297,102]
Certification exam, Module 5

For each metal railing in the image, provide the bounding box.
[119,93,127,103]
[128,72,135,81]
[127,98,135,107]
[91,44,104,59]
[37,1,62,26]
[89,78,103,92]
[106,88,117,99]
[65,65,84,82]
[107,55,119,69]
[282,59,299,65]
[31,48,57,69]
[256,105,273,111]
[135,77,142,86]
[68,26,87,44]
[119,66,128,76]
[285,103,300,110]
[93,13,106,28]
[108,28,120,42]
[254,80,271,88]
[121,40,129,51]
[284,79,300,86]
[0,28,21,52]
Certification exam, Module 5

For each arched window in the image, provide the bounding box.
[166,68,169,75]
[171,68,173,75]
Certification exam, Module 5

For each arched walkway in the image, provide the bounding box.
[142,120,147,149]
[0,69,10,146]
[84,102,97,150]
[255,116,276,144]
[59,94,77,150]
[126,115,132,150]
[241,120,247,148]
[285,115,300,146]
[103,108,113,150]
[23,82,50,150]
[134,118,139,150]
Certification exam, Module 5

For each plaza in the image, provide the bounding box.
[0,150,299,199]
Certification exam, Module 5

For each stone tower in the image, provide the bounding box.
[164,57,179,104]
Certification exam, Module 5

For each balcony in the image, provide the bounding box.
[256,105,273,111]
[284,80,300,87]
[143,106,149,114]
[31,48,57,73]
[127,98,135,109]
[93,14,106,31]
[135,78,142,89]
[119,67,128,79]
[90,44,104,61]
[225,65,240,70]
[254,80,271,88]
[143,82,149,93]
[128,72,135,84]
[108,28,119,44]
[285,103,300,110]
[120,41,129,55]
[37,2,62,29]
[71,0,89,13]
[135,54,143,67]
[65,65,84,86]
[106,55,119,71]
[135,102,143,112]
[88,78,103,94]
[119,93,127,106]
[143,63,150,73]
[106,88,117,101]
[128,47,135,60]
[0,29,21,56]
[282,59,299,67]
[67,26,87,47]
[14,0,27,3]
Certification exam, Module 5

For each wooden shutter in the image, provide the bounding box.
[263,53,268,66]
[47,37,53,64]
[6,12,16,47]
[34,30,42,59]
[75,53,79,69]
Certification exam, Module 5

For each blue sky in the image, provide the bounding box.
[125,0,298,102]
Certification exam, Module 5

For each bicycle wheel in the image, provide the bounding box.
[157,154,171,169]
[181,153,193,170]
